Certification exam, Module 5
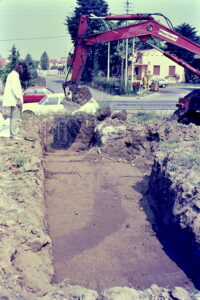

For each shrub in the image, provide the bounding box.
[89,76,136,95]
[128,112,168,122]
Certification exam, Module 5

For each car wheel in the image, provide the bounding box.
[22,110,35,117]
[162,84,166,88]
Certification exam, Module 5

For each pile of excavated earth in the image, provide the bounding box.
[0,107,200,299]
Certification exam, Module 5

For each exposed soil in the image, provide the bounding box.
[1,115,200,299]
[43,149,193,292]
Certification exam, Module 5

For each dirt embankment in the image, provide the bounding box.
[0,118,53,298]
[0,115,200,299]
[149,136,200,289]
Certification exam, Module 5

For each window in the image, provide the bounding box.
[43,97,59,105]
[24,89,35,95]
[169,66,176,76]
[36,89,47,95]
[153,65,160,75]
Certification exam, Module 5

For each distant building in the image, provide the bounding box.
[49,57,67,70]
[0,58,8,67]
[49,59,58,69]
[129,49,185,83]
[59,57,67,66]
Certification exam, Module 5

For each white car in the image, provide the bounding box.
[22,93,67,115]
[158,78,169,88]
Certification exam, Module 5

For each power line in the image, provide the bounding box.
[0,36,67,42]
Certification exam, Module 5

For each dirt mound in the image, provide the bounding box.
[70,86,92,105]
[111,109,128,121]
[97,106,112,121]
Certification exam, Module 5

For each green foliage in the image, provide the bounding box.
[2,45,20,83]
[166,23,200,62]
[168,154,200,172]
[40,51,49,70]
[90,76,123,94]
[160,140,200,172]
[24,54,38,87]
[90,76,145,95]
[2,45,31,89]
[65,0,108,82]
[0,67,5,79]
[66,0,108,43]
[165,23,200,82]
[7,44,20,72]
[129,112,168,122]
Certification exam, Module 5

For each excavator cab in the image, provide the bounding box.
[171,89,200,124]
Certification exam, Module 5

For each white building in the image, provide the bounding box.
[130,49,185,83]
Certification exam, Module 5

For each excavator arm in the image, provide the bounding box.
[63,13,200,93]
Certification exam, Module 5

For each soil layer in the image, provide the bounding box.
[43,150,193,292]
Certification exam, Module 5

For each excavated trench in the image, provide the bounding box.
[42,115,199,292]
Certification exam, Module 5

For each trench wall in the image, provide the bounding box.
[148,145,200,288]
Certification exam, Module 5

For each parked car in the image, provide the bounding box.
[23,86,53,103]
[23,93,66,115]
[158,78,169,88]
[150,78,169,88]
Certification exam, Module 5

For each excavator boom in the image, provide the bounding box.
[63,13,200,93]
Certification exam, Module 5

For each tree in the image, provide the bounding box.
[24,54,38,87]
[2,45,20,84]
[165,23,200,81]
[40,51,49,70]
[5,44,20,74]
[166,23,200,62]
[65,0,108,82]
[66,0,108,43]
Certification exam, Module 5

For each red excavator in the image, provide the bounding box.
[63,13,200,123]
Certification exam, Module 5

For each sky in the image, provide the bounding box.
[0,0,200,61]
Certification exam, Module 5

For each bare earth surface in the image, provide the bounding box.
[43,150,193,293]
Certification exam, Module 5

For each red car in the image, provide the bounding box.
[23,86,53,103]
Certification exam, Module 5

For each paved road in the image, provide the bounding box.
[44,75,196,111]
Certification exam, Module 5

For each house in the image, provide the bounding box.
[49,57,67,70]
[49,59,58,69]
[0,58,8,68]
[129,49,185,83]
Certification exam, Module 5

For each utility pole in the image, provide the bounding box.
[107,41,110,81]
[124,0,133,89]
[131,38,135,83]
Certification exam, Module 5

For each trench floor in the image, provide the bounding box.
[43,151,193,292]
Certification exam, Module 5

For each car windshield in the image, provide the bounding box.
[35,89,47,95]
[24,89,35,95]
[39,96,59,105]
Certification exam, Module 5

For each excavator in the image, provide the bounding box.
[63,13,200,123]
